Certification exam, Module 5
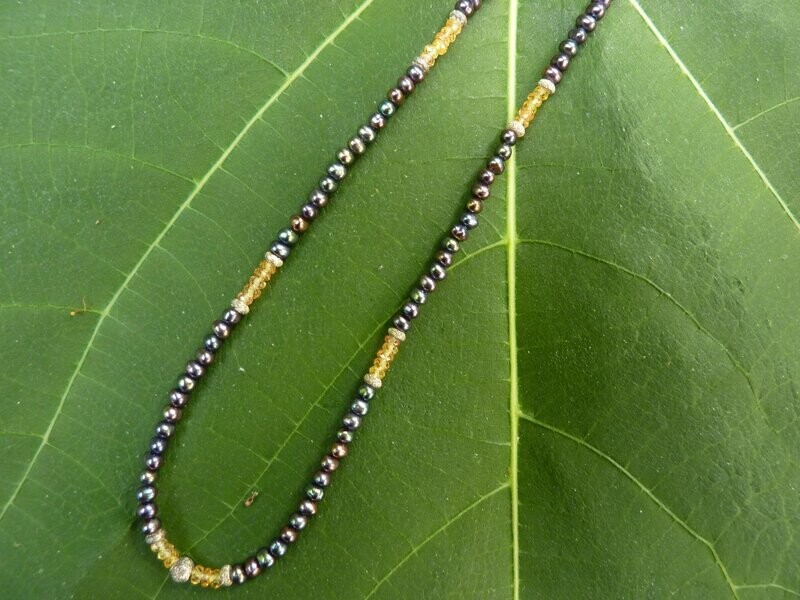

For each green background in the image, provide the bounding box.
[1,0,798,598]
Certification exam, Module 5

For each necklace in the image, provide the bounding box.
[135,0,611,589]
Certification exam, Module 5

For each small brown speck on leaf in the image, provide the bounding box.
[244,491,259,507]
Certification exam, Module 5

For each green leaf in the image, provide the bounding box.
[1,1,797,598]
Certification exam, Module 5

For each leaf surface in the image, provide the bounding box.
[0,1,797,598]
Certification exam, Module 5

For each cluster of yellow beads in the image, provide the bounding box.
[237,258,278,306]
[191,564,222,589]
[150,534,180,568]
[368,334,401,382]
[516,84,552,129]
[417,12,465,70]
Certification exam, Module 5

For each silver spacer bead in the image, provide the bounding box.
[169,556,194,583]
[412,56,430,73]
[265,251,284,267]
[507,119,526,138]
[219,564,233,587]
[537,78,556,94]
[450,9,468,25]
[231,297,250,315]
[145,529,165,545]
[387,327,406,342]
[364,373,382,389]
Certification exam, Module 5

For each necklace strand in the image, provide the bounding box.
[135,0,611,588]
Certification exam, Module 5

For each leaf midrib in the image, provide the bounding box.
[0,0,375,527]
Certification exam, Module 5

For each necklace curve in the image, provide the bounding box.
[134,0,612,588]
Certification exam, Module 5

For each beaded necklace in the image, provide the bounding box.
[135,0,611,588]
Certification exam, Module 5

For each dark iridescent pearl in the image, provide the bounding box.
[278,227,300,246]
[140,471,157,485]
[497,144,513,160]
[358,125,376,143]
[313,471,331,487]
[461,213,479,230]
[501,129,517,145]
[337,148,355,166]
[328,163,346,181]
[307,486,324,501]
[280,526,298,544]
[163,406,182,424]
[378,100,395,117]
[388,87,405,105]
[155,421,175,438]
[370,113,387,130]
[299,500,318,516]
[569,27,588,44]
[301,203,318,221]
[290,513,308,530]
[577,14,596,32]
[349,137,367,155]
[420,275,436,292]
[393,315,411,332]
[230,565,246,585]
[269,540,288,557]
[176,376,194,393]
[256,548,275,569]
[337,428,354,444]
[398,75,415,95]
[472,183,490,199]
[212,320,231,339]
[451,224,469,241]
[196,349,214,366]
[443,237,460,253]
[137,486,156,503]
[402,302,419,319]
[351,400,368,416]
[343,413,362,430]
[137,503,157,520]
[271,241,291,259]
[204,334,222,352]
[357,383,375,401]
[243,558,260,578]
[331,443,349,459]
[320,175,338,193]
[169,390,188,408]
[149,437,168,455]
[145,453,163,471]
[436,251,454,267]
[411,288,427,304]
[552,53,570,71]
[185,361,204,380]
[560,39,579,57]
[430,263,448,281]
[142,518,161,535]
[222,308,241,325]
[544,65,563,84]
[407,65,425,83]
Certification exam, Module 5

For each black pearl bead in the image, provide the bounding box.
[501,129,517,145]
[357,383,375,401]
[544,65,563,84]
[398,75,415,95]
[393,315,411,332]
[309,189,329,208]
[478,169,495,185]
[176,376,194,393]
[331,442,348,459]
[402,302,419,319]
[569,27,588,44]
[320,175,338,192]
[203,334,222,352]
[299,500,318,516]
[255,548,275,569]
[142,517,161,535]
[577,14,596,32]
[588,3,605,20]
[230,565,246,585]
[351,400,369,416]
[461,213,479,230]
[196,349,214,366]
[472,183,490,199]
[149,437,168,455]
[222,308,242,325]
[243,558,261,578]
[307,486,324,501]
[145,453,163,470]
[212,320,231,339]
[137,486,157,503]
[137,503,157,520]
[328,163,346,181]
[337,428,354,444]
[321,455,339,472]
[358,125,376,143]
[343,413,362,430]
[451,224,469,241]
[290,513,308,530]
[270,241,291,259]
[337,148,355,165]
[378,100,395,117]
[497,144,513,160]
[369,113,387,130]
[313,471,331,488]
[407,65,425,83]
[430,263,448,280]
[436,251,454,267]
[270,540,288,557]
[472,0,482,10]
[419,275,436,293]
[185,361,204,380]
[155,421,175,438]
[455,0,474,17]
[163,406,182,423]
[443,237,460,253]
[388,87,405,105]
[411,288,427,305]
[169,390,188,408]
[349,137,367,155]
[140,471,157,485]
[301,203,318,220]
[560,39,579,57]
[278,227,300,246]
[552,53,570,72]
[280,526,298,544]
